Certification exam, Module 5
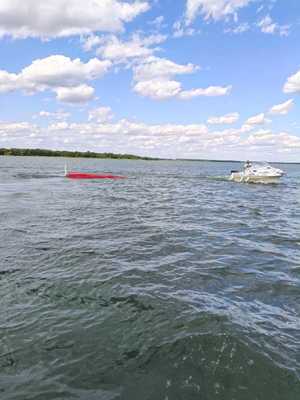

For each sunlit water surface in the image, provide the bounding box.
[1,157,300,400]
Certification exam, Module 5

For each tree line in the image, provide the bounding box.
[0,148,158,161]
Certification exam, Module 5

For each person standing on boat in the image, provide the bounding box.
[244,160,252,169]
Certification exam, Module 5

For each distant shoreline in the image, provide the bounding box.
[0,148,299,164]
[0,148,159,161]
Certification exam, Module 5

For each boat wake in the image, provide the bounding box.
[15,173,61,179]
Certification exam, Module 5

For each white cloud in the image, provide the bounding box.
[82,35,104,52]
[224,22,250,34]
[38,111,71,120]
[149,16,165,30]
[257,15,290,36]
[132,56,195,99]
[141,34,168,47]
[269,99,294,115]
[283,69,300,94]
[0,121,39,137]
[48,122,70,131]
[186,0,252,24]
[257,15,276,33]
[173,20,197,38]
[245,113,270,125]
[0,55,111,103]
[88,107,114,123]
[97,36,152,62]
[1,117,300,160]
[94,33,166,63]
[21,56,111,88]
[0,71,19,93]
[132,56,231,100]
[134,79,182,100]
[244,130,300,149]
[133,56,197,81]
[178,85,232,99]
[207,112,239,124]
[0,0,150,39]
[55,85,95,104]
[239,123,255,133]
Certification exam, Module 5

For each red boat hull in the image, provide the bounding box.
[66,172,125,180]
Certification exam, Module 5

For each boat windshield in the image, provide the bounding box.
[244,161,271,169]
[252,162,272,168]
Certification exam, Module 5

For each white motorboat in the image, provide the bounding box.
[229,161,285,184]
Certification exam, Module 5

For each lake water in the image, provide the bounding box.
[1,156,300,400]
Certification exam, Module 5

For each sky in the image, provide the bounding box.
[0,0,300,161]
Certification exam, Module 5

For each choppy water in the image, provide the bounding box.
[1,156,300,400]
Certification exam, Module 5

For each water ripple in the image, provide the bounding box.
[1,157,300,399]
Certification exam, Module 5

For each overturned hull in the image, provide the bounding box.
[66,171,125,179]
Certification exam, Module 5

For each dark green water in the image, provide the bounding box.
[1,157,300,400]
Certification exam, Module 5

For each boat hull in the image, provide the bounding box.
[230,172,282,184]
[66,172,125,180]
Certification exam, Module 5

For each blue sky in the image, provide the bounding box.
[0,0,300,161]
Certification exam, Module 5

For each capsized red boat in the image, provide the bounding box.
[65,165,125,180]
